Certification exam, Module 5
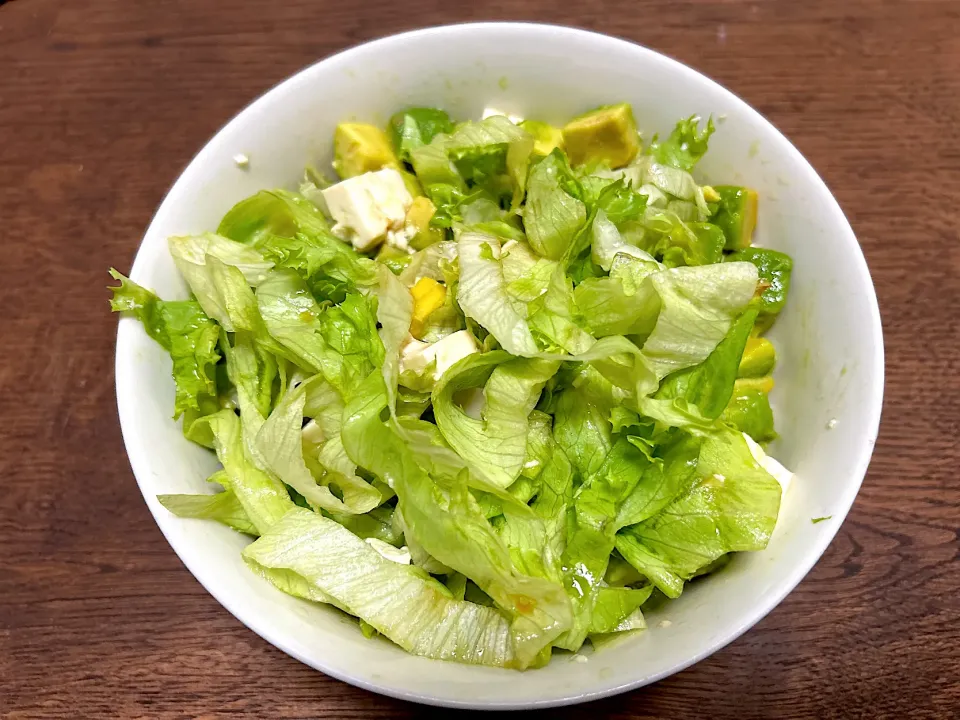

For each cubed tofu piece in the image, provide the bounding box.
[400,330,479,381]
[301,419,326,446]
[321,168,414,251]
[481,107,524,124]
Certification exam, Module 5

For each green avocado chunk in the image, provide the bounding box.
[738,337,776,377]
[562,103,639,168]
[333,123,399,179]
[712,186,758,250]
[519,120,564,156]
[721,387,776,442]
[726,247,793,319]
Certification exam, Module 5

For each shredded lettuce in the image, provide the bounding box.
[109,105,794,668]
[109,271,220,422]
[388,107,455,163]
[158,491,258,535]
[244,508,517,666]
[524,151,587,260]
[433,352,559,488]
[647,115,715,172]
[456,230,539,356]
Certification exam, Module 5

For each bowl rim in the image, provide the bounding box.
[115,21,885,709]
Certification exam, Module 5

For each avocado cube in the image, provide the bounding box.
[721,388,776,442]
[712,186,759,250]
[519,120,564,156]
[733,376,774,395]
[333,123,399,179]
[562,103,640,168]
[726,247,793,319]
[405,196,444,250]
[399,169,424,198]
[376,244,414,275]
[409,277,447,337]
[701,185,721,202]
[738,337,776,377]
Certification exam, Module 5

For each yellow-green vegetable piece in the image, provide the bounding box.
[520,120,564,156]
[713,186,758,250]
[333,123,399,178]
[561,103,639,168]
[738,337,776,377]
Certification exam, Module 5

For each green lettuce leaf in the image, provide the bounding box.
[217,189,331,244]
[109,270,220,421]
[167,232,274,285]
[592,178,649,226]
[499,243,594,354]
[158,491,258,535]
[496,435,574,586]
[413,116,534,208]
[329,505,402,546]
[388,107,455,162]
[257,232,378,300]
[643,163,701,204]
[523,151,588,260]
[588,585,653,634]
[375,266,414,416]
[655,309,758,419]
[639,262,760,381]
[216,188,378,302]
[169,240,269,332]
[614,433,702,529]
[456,231,539,356]
[635,209,725,267]
[556,438,653,650]
[573,263,659,337]
[256,270,384,396]
[243,507,517,666]
[341,372,572,667]
[192,409,294,534]
[616,399,781,597]
[553,383,613,479]
[574,262,758,392]
[590,210,658,272]
[433,352,559,489]
[256,376,380,515]
[647,115,715,172]
[528,266,596,354]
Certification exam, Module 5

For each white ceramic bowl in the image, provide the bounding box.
[116,23,884,709]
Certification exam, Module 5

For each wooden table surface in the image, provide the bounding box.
[3,0,958,717]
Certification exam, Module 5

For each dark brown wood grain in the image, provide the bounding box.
[1,0,958,717]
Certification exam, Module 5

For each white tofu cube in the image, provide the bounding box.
[321,168,413,251]
[743,433,794,493]
[301,419,326,446]
[399,330,479,382]
[481,107,525,124]
[385,224,417,254]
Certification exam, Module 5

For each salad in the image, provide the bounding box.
[110,102,795,669]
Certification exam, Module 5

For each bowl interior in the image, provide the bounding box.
[116,24,883,709]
